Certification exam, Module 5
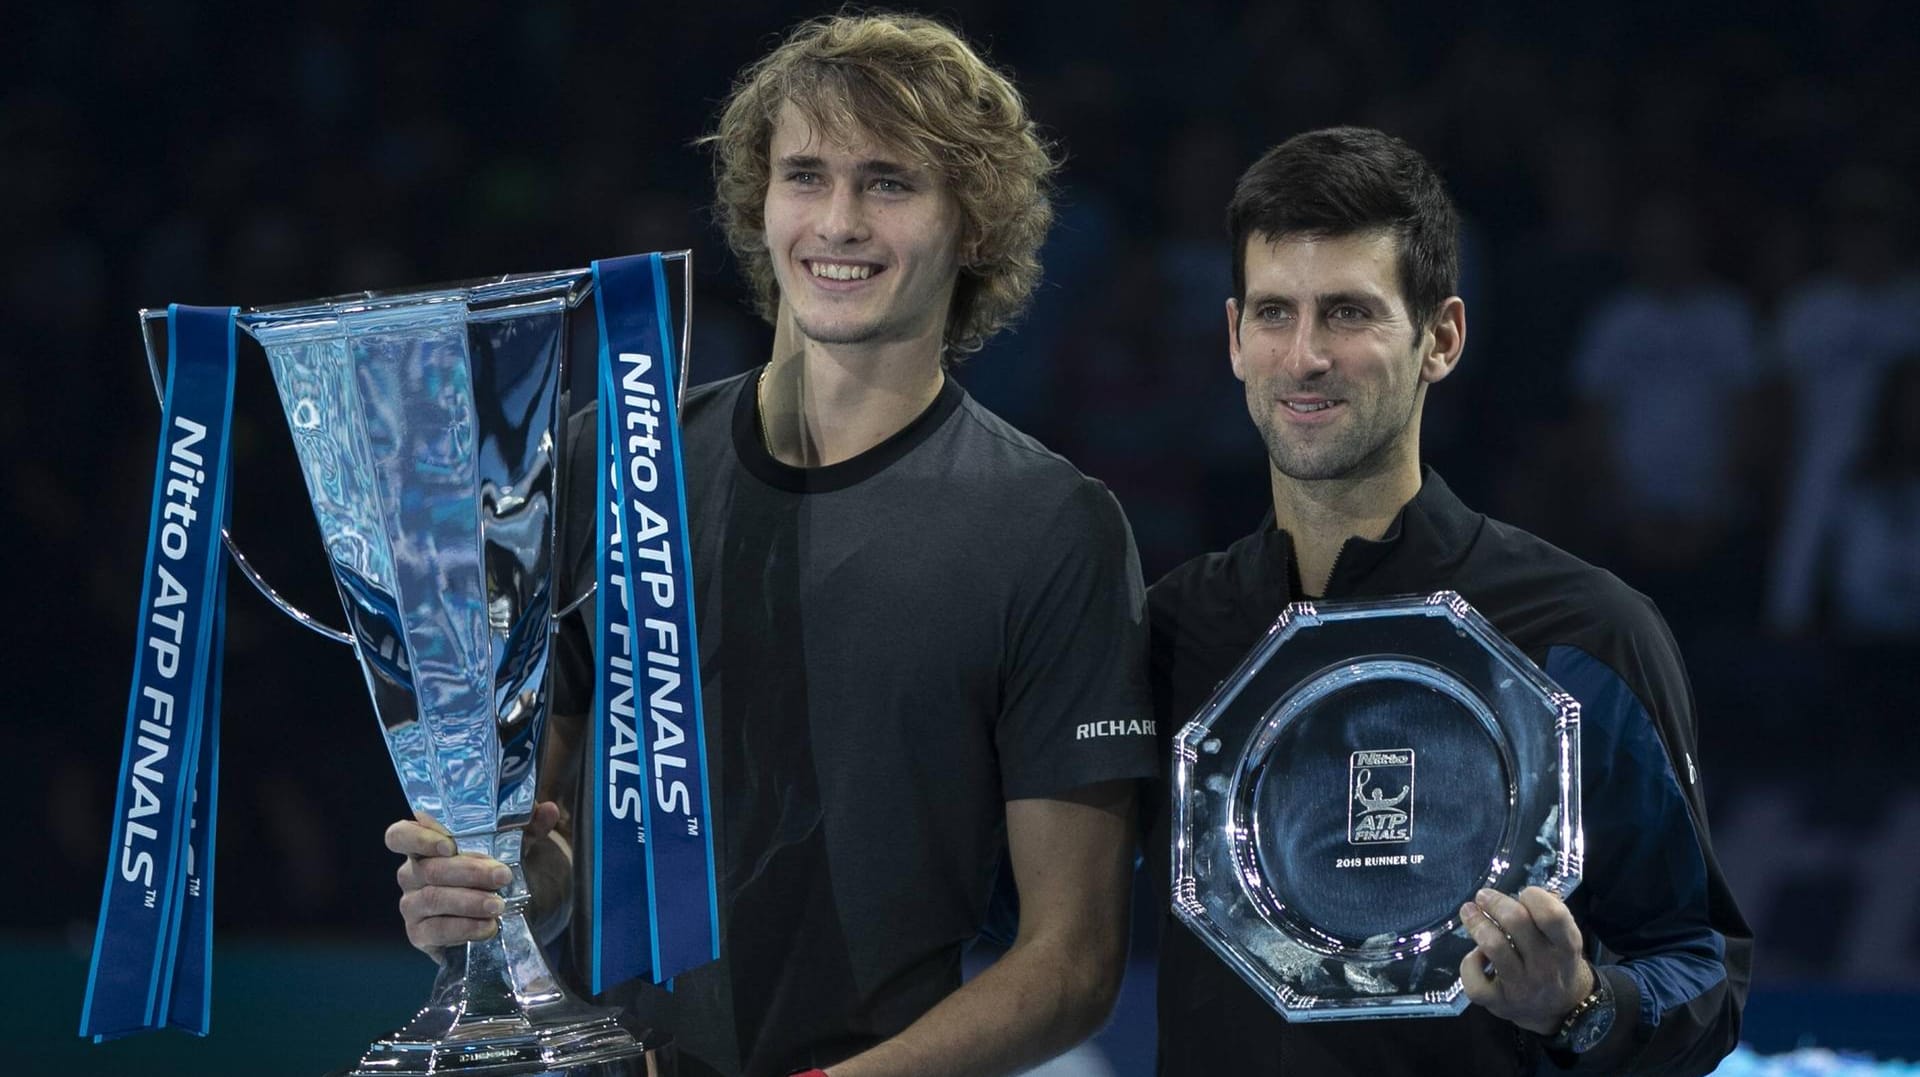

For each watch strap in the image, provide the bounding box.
[1549,965,1615,1053]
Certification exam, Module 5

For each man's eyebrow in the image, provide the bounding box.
[774,153,926,178]
[1243,291,1296,308]
[1318,289,1388,309]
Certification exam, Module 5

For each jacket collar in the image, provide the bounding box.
[1252,467,1482,601]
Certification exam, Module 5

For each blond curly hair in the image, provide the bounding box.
[703,11,1058,356]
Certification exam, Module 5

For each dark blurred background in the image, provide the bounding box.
[6,0,1919,1072]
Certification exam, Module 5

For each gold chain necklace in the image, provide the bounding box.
[755,364,777,458]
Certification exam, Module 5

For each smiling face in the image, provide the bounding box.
[1228,229,1463,485]
[762,102,964,353]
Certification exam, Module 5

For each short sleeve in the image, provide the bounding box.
[994,477,1159,799]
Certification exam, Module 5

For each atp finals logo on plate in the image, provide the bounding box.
[1348,749,1414,844]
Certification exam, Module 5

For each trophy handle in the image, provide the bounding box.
[219,533,356,644]
[669,248,693,408]
[139,309,357,647]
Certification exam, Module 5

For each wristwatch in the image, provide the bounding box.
[1549,968,1615,1055]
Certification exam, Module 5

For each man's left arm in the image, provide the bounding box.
[823,780,1135,1077]
[1462,638,1753,1075]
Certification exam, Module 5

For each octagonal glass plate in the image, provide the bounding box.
[1171,592,1582,1021]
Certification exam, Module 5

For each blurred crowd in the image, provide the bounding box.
[6,0,1917,983]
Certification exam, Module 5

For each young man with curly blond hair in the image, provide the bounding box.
[386,13,1156,1077]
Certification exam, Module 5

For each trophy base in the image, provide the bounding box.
[332,904,675,1076]
[332,1013,673,1076]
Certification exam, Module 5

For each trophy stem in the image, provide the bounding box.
[343,850,673,1075]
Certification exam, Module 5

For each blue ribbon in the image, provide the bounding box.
[165,489,225,1035]
[81,305,235,1040]
[589,254,719,990]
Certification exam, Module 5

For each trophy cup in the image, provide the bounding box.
[1171,592,1581,1021]
[94,257,704,1073]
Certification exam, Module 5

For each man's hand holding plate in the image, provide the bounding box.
[1458,885,1594,1035]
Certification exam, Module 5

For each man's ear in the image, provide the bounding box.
[1226,298,1246,382]
[1419,296,1467,385]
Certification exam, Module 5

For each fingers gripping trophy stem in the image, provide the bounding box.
[430,858,562,1026]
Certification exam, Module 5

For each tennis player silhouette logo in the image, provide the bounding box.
[1349,750,1414,844]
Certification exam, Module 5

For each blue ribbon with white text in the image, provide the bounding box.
[589,253,719,990]
[81,305,235,1040]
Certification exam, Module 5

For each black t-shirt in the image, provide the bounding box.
[552,369,1158,1077]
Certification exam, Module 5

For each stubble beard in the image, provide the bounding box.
[785,281,939,351]
[1250,374,1423,485]
[788,296,894,347]
[793,312,884,347]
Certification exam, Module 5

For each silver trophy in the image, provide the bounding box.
[138,260,692,1075]
[1172,592,1581,1021]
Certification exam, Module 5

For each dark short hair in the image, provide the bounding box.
[1228,127,1459,334]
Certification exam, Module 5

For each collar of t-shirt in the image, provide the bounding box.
[732,366,965,494]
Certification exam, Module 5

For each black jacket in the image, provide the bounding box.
[1147,470,1752,1076]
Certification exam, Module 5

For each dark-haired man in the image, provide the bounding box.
[1148,127,1751,1075]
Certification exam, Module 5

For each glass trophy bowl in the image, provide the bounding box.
[1171,592,1582,1021]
